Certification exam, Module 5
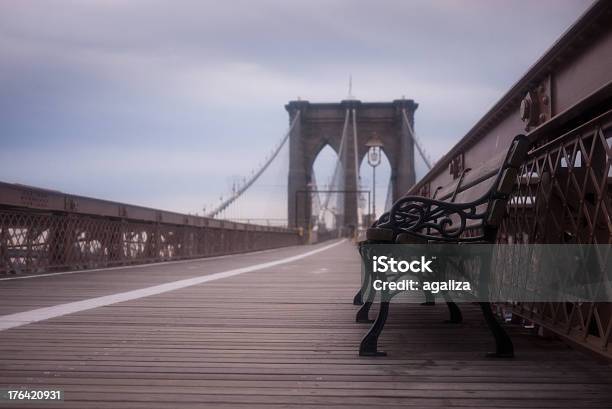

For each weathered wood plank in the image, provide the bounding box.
[1,241,611,408]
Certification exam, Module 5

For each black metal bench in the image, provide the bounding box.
[354,134,532,358]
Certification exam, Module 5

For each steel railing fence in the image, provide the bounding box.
[406,0,612,359]
[0,183,301,275]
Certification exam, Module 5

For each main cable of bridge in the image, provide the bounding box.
[207,111,301,218]
[402,108,433,170]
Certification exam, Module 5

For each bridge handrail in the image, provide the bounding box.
[0,181,295,233]
[0,181,301,275]
[409,0,612,197]
[403,0,612,361]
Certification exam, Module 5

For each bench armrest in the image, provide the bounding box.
[377,195,489,242]
[374,135,531,243]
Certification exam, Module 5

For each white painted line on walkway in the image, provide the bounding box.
[0,245,291,281]
[0,240,346,331]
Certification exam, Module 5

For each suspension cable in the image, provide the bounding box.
[207,111,301,218]
[319,109,350,219]
[351,108,362,223]
[311,172,321,212]
[401,109,432,170]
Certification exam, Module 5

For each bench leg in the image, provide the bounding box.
[479,302,514,358]
[354,244,370,305]
[353,269,372,306]
[441,292,462,323]
[356,300,374,323]
[445,301,463,324]
[359,301,389,356]
[356,277,375,323]
[421,290,436,306]
[353,289,363,305]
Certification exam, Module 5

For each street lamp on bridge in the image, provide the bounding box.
[365,133,383,222]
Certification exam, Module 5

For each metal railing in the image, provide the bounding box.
[500,109,612,359]
[0,182,301,275]
[408,0,612,359]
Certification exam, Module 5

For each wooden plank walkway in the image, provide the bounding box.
[1,240,612,408]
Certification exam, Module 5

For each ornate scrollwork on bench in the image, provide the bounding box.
[371,134,531,244]
[379,195,490,241]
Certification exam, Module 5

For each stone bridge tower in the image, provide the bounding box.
[285,99,418,232]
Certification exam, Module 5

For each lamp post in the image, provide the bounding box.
[365,133,383,222]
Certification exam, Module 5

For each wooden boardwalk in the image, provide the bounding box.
[1,240,611,408]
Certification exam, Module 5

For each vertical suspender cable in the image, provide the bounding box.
[351,108,360,225]
[320,109,350,221]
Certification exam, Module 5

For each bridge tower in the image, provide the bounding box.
[286,99,418,232]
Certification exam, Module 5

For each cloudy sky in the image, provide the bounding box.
[0,0,593,221]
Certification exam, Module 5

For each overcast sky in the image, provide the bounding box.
[0,0,593,221]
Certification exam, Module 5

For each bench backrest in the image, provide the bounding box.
[373,134,532,243]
